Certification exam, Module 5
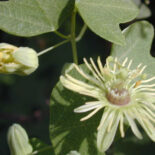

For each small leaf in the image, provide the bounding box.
[111,21,155,76]
[30,138,54,155]
[50,64,101,155]
[0,0,74,36]
[76,0,139,45]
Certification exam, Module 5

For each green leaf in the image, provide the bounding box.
[50,64,101,155]
[30,138,54,155]
[76,0,139,45]
[111,21,155,76]
[0,0,74,37]
[132,0,151,19]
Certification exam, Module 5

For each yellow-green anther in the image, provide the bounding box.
[7,123,33,155]
[0,43,38,75]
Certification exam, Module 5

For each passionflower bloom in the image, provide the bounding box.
[60,56,155,152]
[7,123,33,155]
[0,43,38,75]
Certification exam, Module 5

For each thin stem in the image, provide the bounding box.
[54,31,70,39]
[37,39,69,56]
[70,8,78,64]
[76,24,87,42]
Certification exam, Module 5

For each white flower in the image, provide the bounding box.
[60,56,155,152]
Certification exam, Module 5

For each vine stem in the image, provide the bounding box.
[54,31,70,39]
[37,10,86,58]
[76,24,87,42]
[37,39,69,56]
[70,8,78,64]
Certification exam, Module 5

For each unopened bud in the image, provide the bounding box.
[7,123,33,155]
[0,43,38,75]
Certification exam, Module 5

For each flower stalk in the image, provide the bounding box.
[70,8,78,64]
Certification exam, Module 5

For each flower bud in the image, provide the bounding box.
[0,43,38,75]
[7,123,33,155]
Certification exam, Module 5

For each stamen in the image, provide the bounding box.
[122,57,128,66]
[142,117,155,134]
[83,58,103,82]
[80,106,103,121]
[74,101,103,113]
[135,108,155,134]
[65,74,95,89]
[137,63,142,68]
[85,101,99,104]
[107,111,115,132]
[127,59,133,69]
[135,84,155,88]
[97,57,104,75]
[139,65,147,74]
[136,88,155,92]
[137,101,155,111]
[106,57,111,70]
[142,76,155,83]
[138,109,155,123]
[141,105,155,117]
[144,93,155,96]
[120,114,125,137]
[73,64,102,87]
[89,58,105,82]
[113,58,117,72]
[132,83,155,92]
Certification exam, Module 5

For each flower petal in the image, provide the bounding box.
[97,111,120,152]
[133,109,155,141]
[119,113,125,138]
[125,110,142,139]
[80,106,103,121]
[74,101,103,113]
[97,108,111,130]
[60,75,101,98]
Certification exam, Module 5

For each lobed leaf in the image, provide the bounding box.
[76,0,139,45]
[111,21,155,77]
[132,0,151,19]
[0,0,74,36]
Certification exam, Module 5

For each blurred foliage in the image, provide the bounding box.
[0,1,155,155]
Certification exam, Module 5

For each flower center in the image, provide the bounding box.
[106,88,130,106]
